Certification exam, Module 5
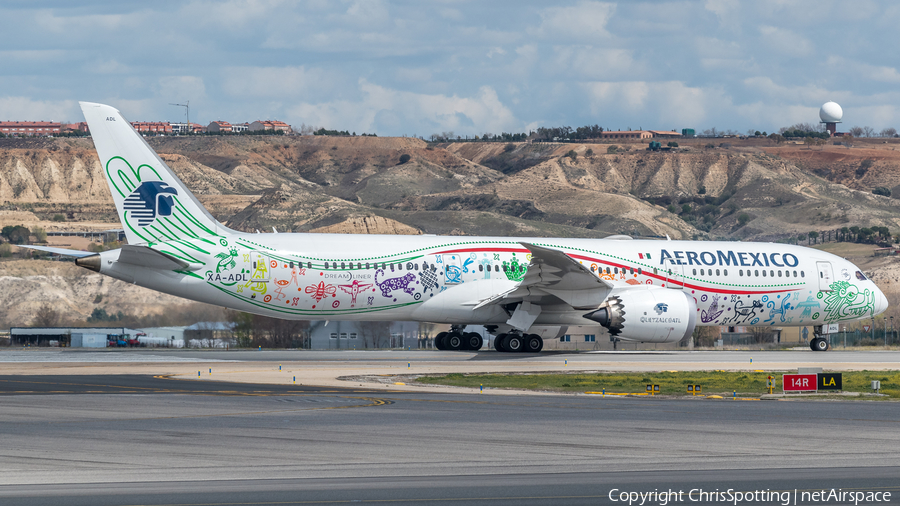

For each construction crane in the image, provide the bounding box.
[169,101,190,135]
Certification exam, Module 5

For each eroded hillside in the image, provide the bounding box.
[3,135,900,325]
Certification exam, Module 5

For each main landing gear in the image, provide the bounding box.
[493,332,543,353]
[434,325,484,351]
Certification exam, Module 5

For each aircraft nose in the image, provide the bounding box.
[874,286,889,316]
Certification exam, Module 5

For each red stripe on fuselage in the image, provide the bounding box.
[428,245,797,296]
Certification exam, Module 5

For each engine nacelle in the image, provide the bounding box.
[583,287,697,343]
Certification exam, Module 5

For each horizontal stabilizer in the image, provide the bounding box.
[18,245,95,258]
[117,245,195,271]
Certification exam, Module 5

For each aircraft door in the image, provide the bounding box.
[249,251,270,282]
[442,254,463,284]
[816,261,833,292]
[663,258,684,290]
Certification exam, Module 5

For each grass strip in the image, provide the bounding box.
[415,370,900,399]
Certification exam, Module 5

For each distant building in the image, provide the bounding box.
[0,121,61,137]
[600,130,681,140]
[170,123,205,134]
[231,122,249,133]
[647,130,682,138]
[207,120,232,133]
[249,120,292,134]
[600,130,654,140]
[131,121,173,134]
[61,122,90,134]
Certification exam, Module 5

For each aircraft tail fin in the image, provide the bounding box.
[79,102,231,245]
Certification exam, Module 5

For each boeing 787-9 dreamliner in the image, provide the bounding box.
[26,102,889,353]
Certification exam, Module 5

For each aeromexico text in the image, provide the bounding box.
[658,250,800,268]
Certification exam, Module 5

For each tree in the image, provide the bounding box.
[32,226,47,243]
[667,141,679,148]
[808,231,819,244]
[1,225,30,244]
[32,302,61,327]
[873,187,892,197]
[862,126,875,138]
[585,148,594,158]
[698,184,706,194]
[849,126,864,137]
[398,153,411,164]
[798,232,807,243]
[880,127,897,138]
[681,204,692,214]
[737,213,750,226]
[607,145,618,154]
[566,150,577,161]
[767,133,785,144]
[841,227,850,242]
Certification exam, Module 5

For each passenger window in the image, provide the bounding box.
[739,270,743,276]
[289,261,294,268]
[716,269,720,276]
[778,271,782,277]
[723,269,727,276]
[700,269,705,275]
[638,268,642,275]
[407,262,413,270]
[614,267,618,274]
[479,265,484,272]
[755,270,759,276]
[801,271,805,277]
[856,270,867,281]
[341,262,345,269]
[762,270,766,277]
[692,269,697,275]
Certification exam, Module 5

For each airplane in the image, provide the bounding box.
[25,102,889,353]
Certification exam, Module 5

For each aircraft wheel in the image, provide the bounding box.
[446,332,463,351]
[435,332,448,350]
[465,333,483,350]
[812,337,829,352]
[504,334,523,352]
[525,334,543,353]
[494,333,507,352]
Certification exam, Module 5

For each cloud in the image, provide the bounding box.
[0,97,78,122]
[758,26,814,56]
[536,1,616,40]
[287,80,520,136]
[221,66,336,100]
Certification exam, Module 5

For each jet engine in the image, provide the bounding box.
[583,287,697,343]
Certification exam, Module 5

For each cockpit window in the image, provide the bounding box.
[856,270,867,281]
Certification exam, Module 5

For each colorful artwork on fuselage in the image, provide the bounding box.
[822,281,874,323]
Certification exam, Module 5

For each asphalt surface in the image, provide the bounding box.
[0,375,898,505]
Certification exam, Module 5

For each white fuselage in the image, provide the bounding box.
[97,233,887,331]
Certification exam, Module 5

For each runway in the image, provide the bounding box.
[0,374,898,505]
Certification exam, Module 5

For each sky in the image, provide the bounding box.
[1,0,899,137]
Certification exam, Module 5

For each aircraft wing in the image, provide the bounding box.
[18,245,95,258]
[472,242,612,315]
[116,244,195,271]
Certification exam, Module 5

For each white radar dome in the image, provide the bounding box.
[819,101,843,123]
